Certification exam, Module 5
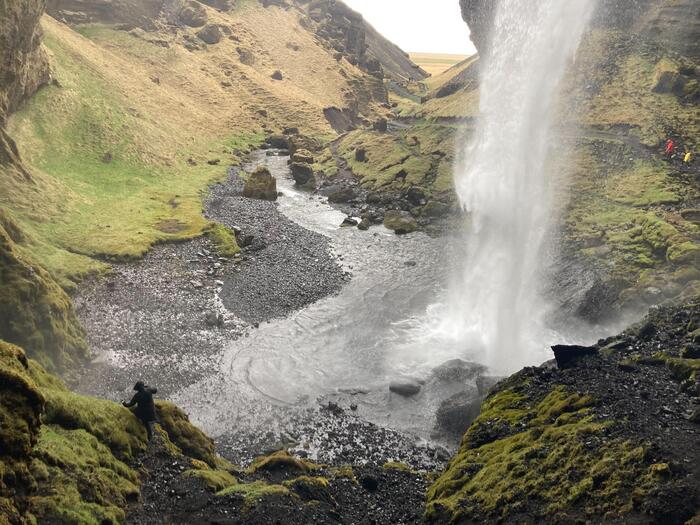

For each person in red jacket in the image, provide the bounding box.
[664,139,675,158]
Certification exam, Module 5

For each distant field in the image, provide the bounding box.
[410,52,471,77]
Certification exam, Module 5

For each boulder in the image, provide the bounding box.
[372,118,388,132]
[291,162,314,186]
[423,200,451,218]
[179,3,207,27]
[271,70,284,81]
[384,210,417,235]
[196,24,222,45]
[435,389,482,436]
[266,134,290,149]
[243,166,278,201]
[341,216,359,227]
[291,149,314,164]
[354,147,366,162]
[432,359,487,383]
[357,218,370,231]
[327,187,357,204]
[551,344,599,369]
[405,187,427,207]
[652,60,685,94]
[389,378,422,397]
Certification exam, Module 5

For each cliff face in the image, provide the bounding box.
[0,0,50,120]
[45,0,166,28]
[461,0,700,57]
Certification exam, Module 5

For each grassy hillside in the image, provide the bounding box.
[3,1,390,288]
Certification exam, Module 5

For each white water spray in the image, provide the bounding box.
[439,0,597,372]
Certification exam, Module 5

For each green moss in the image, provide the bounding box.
[246,450,322,475]
[31,364,147,460]
[183,468,237,492]
[206,223,240,257]
[605,161,684,207]
[282,476,334,505]
[426,387,658,523]
[382,461,416,473]
[0,216,87,372]
[331,465,357,483]
[667,241,700,264]
[155,401,217,467]
[30,426,139,525]
[216,481,291,506]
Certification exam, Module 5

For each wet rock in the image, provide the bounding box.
[423,200,451,218]
[341,216,359,227]
[476,375,502,396]
[357,218,370,231]
[681,344,700,359]
[204,311,224,327]
[435,389,482,436]
[689,408,700,424]
[243,166,278,201]
[389,379,422,397]
[359,475,379,492]
[405,187,427,207]
[266,134,290,149]
[291,162,315,186]
[432,359,487,383]
[551,344,599,369]
[328,187,357,204]
[638,321,657,340]
[196,24,222,45]
[383,210,417,235]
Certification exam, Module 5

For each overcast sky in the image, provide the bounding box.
[343,0,477,55]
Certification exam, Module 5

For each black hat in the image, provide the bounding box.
[134,381,145,391]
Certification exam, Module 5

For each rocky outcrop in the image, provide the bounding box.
[298,0,427,83]
[461,0,700,57]
[428,299,700,524]
[45,0,166,28]
[0,0,50,120]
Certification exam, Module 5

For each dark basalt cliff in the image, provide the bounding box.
[461,0,700,57]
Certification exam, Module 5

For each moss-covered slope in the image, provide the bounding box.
[0,211,87,372]
[0,339,225,525]
[426,299,700,524]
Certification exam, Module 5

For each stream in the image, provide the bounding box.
[173,152,482,446]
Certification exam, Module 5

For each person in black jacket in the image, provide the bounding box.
[123,381,158,440]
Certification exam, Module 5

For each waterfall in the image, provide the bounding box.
[443,0,596,372]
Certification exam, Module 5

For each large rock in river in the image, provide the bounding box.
[243,166,277,201]
[383,210,417,235]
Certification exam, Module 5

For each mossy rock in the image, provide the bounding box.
[243,166,278,201]
[156,401,217,467]
[207,222,240,257]
[0,218,87,372]
[247,450,322,475]
[383,210,417,235]
[216,480,290,507]
[282,476,334,505]
[184,468,237,492]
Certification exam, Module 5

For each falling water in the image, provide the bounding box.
[442,0,597,372]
